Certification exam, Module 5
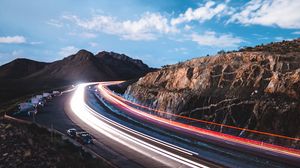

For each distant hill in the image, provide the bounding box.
[23,50,152,84]
[0,50,154,104]
[0,58,49,79]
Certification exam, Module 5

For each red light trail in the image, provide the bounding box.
[97,81,300,159]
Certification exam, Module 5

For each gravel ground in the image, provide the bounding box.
[0,119,113,168]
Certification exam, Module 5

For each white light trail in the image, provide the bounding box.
[70,83,209,168]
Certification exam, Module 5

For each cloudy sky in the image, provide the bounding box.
[0,0,300,67]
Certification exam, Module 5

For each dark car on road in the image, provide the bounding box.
[67,128,77,138]
[76,132,93,144]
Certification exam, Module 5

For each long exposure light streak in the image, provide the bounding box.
[97,82,300,159]
[109,83,300,142]
[70,83,209,168]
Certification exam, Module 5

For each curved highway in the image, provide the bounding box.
[67,82,300,168]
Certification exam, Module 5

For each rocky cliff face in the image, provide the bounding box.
[125,39,300,146]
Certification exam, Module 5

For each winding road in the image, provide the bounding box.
[15,81,300,168]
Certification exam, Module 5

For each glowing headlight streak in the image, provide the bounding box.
[97,82,300,159]
[70,83,209,168]
[85,100,199,156]
[109,85,300,142]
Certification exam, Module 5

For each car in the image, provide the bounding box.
[16,103,37,116]
[67,128,77,138]
[52,91,60,96]
[76,132,93,144]
[43,93,52,100]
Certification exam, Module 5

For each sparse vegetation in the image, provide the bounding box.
[217,50,226,55]
[0,119,113,168]
[238,38,300,53]
[161,64,170,69]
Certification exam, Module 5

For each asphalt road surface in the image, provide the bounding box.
[13,83,300,168]
[14,89,216,168]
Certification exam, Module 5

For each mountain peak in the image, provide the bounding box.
[96,51,128,59]
[13,58,32,62]
[76,49,94,56]
[95,51,150,70]
[63,49,94,62]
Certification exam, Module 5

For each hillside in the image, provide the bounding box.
[0,50,153,104]
[239,39,300,54]
[0,119,112,168]
[24,50,152,84]
[125,39,300,147]
[0,58,49,79]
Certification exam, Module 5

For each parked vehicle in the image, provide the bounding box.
[43,92,52,100]
[18,102,34,111]
[36,95,43,99]
[30,97,44,107]
[76,132,93,144]
[67,128,77,138]
[35,95,47,105]
[17,103,37,116]
[52,91,60,96]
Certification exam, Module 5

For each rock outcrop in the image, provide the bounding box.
[125,39,300,147]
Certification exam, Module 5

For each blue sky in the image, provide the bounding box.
[0,0,300,67]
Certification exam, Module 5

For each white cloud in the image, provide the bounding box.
[46,19,63,28]
[68,32,97,39]
[190,31,244,47]
[80,32,97,38]
[229,0,300,29]
[275,36,284,41]
[171,1,228,25]
[0,50,23,58]
[63,12,178,41]
[174,47,187,52]
[89,42,99,47]
[11,50,23,57]
[274,36,293,41]
[184,25,192,31]
[58,46,79,57]
[0,36,26,44]
[30,41,43,45]
[292,31,300,35]
[169,47,189,55]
